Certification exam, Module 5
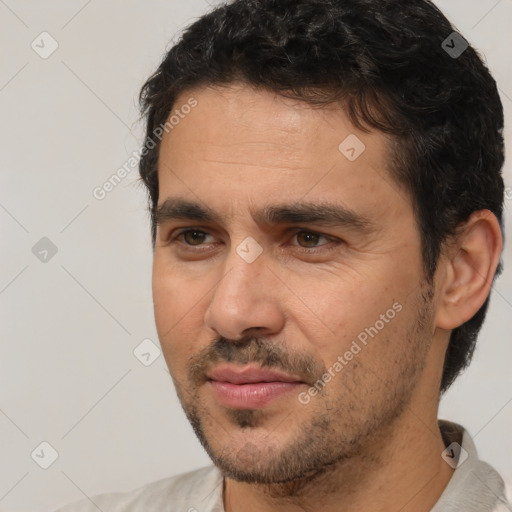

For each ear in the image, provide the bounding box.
[436,210,503,330]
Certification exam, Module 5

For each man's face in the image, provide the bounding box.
[152,84,438,484]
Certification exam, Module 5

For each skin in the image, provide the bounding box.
[152,83,502,512]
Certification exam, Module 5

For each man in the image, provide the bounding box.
[56,0,510,510]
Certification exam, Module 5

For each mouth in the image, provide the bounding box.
[206,365,305,409]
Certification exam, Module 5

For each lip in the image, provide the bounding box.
[207,365,304,409]
[207,365,303,384]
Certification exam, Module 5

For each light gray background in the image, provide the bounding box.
[0,1,510,510]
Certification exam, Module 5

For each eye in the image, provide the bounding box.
[291,230,332,249]
[169,228,338,252]
[172,229,214,246]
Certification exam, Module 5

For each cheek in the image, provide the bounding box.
[288,268,409,368]
[288,270,385,337]
[152,267,179,337]
[152,255,200,323]
[152,261,203,369]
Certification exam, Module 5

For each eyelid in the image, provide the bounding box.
[168,227,215,243]
[168,227,340,250]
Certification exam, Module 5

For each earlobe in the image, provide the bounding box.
[435,210,503,330]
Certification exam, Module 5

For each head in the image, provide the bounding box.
[138,0,504,485]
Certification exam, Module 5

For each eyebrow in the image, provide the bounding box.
[154,197,376,234]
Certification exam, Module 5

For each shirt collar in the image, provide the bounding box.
[431,419,510,511]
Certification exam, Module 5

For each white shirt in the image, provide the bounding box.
[54,421,511,511]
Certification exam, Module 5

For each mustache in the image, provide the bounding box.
[188,336,327,387]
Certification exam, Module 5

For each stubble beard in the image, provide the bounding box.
[171,284,435,495]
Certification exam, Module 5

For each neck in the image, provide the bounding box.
[223,408,454,512]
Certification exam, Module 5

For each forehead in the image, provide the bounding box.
[156,83,406,222]
[162,84,389,163]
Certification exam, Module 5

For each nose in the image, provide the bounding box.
[203,242,285,341]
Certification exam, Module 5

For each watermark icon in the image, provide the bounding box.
[31,31,59,59]
[298,301,403,404]
[338,134,366,161]
[505,186,512,201]
[133,338,161,366]
[441,442,468,468]
[441,31,468,59]
[236,236,263,263]
[32,237,58,263]
[31,441,59,469]
[92,97,198,200]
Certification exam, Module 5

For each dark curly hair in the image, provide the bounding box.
[138,0,505,394]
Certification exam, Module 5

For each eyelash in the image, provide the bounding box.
[167,228,340,253]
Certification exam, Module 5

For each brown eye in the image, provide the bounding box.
[180,230,209,245]
[293,230,330,249]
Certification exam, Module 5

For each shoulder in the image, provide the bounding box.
[53,465,223,512]
[434,420,512,511]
